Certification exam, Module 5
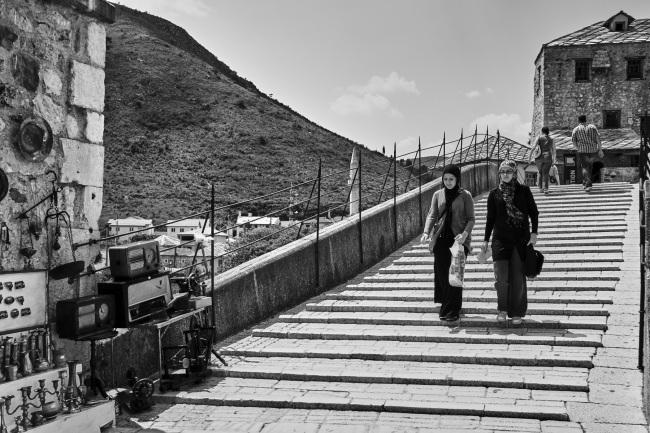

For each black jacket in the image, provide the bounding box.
[484,183,539,261]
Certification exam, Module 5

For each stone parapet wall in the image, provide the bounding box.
[0,0,112,361]
[209,163,498,340]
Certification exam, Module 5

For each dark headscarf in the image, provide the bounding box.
[496,160,525,227]
[441,164,461,246]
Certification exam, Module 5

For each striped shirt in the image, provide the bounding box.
[571,123,600,153]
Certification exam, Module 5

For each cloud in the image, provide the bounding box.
[349,72,419,95]
[330,72,418,117]
[466,87,494,98]
[469,113,532,145]
[330,93,403,118]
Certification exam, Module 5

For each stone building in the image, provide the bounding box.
[531,11,650,184]
[0,0,115,428]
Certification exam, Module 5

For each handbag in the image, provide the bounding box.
[525,243,544,278]
[427,209,447,254]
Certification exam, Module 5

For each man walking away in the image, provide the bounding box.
[571,115,603,192]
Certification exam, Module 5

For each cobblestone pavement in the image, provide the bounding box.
[109,182,648,433]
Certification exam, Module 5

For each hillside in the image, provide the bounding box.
[101,5,416,229]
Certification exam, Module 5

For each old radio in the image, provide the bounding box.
[109,240,160,280]
[98,271,172,327]
[56,294,116,340]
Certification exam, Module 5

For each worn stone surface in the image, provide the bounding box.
[87,21,106,67]
[33,93,64,134]
[66,113,81,139]
[42,68,63,95]
[60,138,104,187]
[70,60,105,111]
[85,110,104,143]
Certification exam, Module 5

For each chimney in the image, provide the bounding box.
[238,210,242,217]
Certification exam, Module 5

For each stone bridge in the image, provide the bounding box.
[110,182,647,433]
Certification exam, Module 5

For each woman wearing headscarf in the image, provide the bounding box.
[421,164,475,322]
[481,160,539,325]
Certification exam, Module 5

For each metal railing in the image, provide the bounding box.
[68,128,525,302]
[639,111,649,371]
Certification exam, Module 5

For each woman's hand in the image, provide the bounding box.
[480,241,488,253]
[420,233,429,243]
[454,231,468,244]
[528,233,538,246]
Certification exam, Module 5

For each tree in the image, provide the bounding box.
[382,146,385,155]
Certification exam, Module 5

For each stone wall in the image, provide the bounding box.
[533,42,650,134]
[0,0,113,363]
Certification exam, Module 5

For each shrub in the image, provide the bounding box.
[235,99,246,109]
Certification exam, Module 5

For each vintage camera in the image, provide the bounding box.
[56,295,116,340]
[109,240,160,280]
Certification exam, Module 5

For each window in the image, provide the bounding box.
[575,59,591,82]
[171,228,176,232]
[641,116,650,138]
[627,58,643,80]
[525,172,537,187]
[631,154,640,168]
[614,21,625,31]
[129,227,134,232]
[603,110,621,129]
[179,228,184,232]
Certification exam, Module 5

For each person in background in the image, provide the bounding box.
[481,160,539,325]
[421,164,475,322]
[571,114,603,192]
[531,126,556,195]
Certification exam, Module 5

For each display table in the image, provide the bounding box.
[132,307,207,380]
[0,366,115,432]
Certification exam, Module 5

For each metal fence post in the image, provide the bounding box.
[473,126,477,194]
[393,142,398,245]
[418,137,422,227]
[315,159,321,288]
[210,183,216,327]
[358,150,363,264]
[459,128,463,165]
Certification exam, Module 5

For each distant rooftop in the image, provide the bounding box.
[544,11,650,48]
[524,128,640,160]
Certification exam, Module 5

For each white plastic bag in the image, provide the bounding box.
[448,241,465,287]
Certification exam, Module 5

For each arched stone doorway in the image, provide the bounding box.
[593,161,604,183]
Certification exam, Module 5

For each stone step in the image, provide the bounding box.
[366,272,619,282]
[217,356,591,391]
[330,289,614,304]
[394,254,623,265]
[473,207,629,214]
[305,300,609,316]
[471,217,627,226]
[252,322,604,348]
[154,374,573,421]
[279,311,608,330]
[221,336,596,368]
[470,226,627,235]
[378,263,620,274]
[406,245,622,255]
[353,279,617,291]
[106,405,585,433]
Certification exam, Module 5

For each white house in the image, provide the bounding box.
[165,218,211,238]
[229,212,280,238]
[106,216,154,241]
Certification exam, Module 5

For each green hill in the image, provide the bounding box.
[101,5,416,230]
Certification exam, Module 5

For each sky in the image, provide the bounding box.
[114,0,650,157]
